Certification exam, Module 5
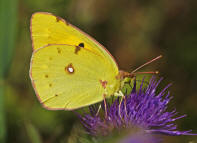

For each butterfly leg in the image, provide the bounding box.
[96,104,102,116]
[103,94,108,118]
[114,91,128,120]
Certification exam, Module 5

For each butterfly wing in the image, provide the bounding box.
[30,12,117,69]
[30,44,120,110]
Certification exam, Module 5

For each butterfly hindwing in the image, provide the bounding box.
[30,44,120,110]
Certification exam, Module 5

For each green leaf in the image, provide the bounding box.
[0,0,18,142]
[26,123,42,143]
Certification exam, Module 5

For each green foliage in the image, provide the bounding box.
[26,123,42,143]
[0,0,18,142]
[0,0,18,77]
[121,76,152,95]
[0,87,5,143]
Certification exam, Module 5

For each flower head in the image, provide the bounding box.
[78,76,196,141]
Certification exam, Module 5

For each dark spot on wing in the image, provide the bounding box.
[49,57,53,60]
[57,48,61,54]
[65,63,75,74]
[75,46,80,54]
[42,94,58,104]
[55,15,69,25]
[45,75,49,78]
[49,83,52,87]
[65,20,69,26]
[79,43,84,47]
[56,16,61,22]
[75,43,84,54]
[99,80,108,89]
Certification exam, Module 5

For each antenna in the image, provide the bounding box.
[131,55,162,74]
[134,71,159,74]
[118,55,162,79]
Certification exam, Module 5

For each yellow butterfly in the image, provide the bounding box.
[30,12,160,110]
[30,12,122,110]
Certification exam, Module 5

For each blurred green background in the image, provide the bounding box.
[0,0,197,142]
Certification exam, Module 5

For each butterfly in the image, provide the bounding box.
[29,12,124,110]
[29,12,160,110]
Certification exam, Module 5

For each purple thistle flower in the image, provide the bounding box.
[78,76,196,141]
[120,132,161,143]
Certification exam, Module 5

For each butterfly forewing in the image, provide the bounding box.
[31,12,118,70]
